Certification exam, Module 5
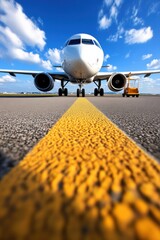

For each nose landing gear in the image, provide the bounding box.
[77,84,85,97]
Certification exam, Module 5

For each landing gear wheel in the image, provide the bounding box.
[82,88,85,97]
[77,89,80,97]
[58,88,62,96]
[122,93,125,97]
[100,88,104,96]
[94,88,98,96]
[64,88,68,96]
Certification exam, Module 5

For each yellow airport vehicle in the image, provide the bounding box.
[122,75,140,97]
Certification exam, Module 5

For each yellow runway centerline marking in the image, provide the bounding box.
[0,98,160,240]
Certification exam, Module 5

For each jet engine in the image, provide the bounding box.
[34,73,54,92]
[108,73,127,92]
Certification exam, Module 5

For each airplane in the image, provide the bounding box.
[0,33,160,97]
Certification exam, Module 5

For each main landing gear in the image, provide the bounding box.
[77,84,85,97]
[94,80,104,96]
[58,80,69,96]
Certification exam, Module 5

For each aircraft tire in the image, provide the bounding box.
[100,88,104,96]
[64,88,68,96]
[77,89,80,97]
[94,88,98,96]
[58,88,62,96]
[82,89,85,97]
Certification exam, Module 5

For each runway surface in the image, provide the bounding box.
[0,96,160,240]
[0,97,76,178]
[89,96,160,160]
[0,96,159,179]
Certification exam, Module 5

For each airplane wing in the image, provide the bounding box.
[94,70,160,81]
[1,68,160,82]
[0,69,69,81]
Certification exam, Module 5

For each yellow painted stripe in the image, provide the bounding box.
[0,98,160,240]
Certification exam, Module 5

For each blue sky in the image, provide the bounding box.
[0,0,160,93]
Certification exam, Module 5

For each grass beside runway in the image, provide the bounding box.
[0,98,160,240]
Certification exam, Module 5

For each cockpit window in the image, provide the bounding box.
[63,38,101,48]
[93,40,101,49]
[82,39,94,45]
[64,40,69,47]
[68,39,81,45]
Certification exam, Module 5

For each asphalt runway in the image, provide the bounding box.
[0,96,160,240]
[0,95,159,179]
[0,97,76,178]
[89,96,160,161]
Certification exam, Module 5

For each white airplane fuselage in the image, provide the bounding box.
[62,33,104,83]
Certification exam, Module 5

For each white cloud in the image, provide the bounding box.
[104,0,113,6]
[143,77,155,84]
[0,0,52,70]
[41,60,52,70]
[147,2,160,16]
[0,0,46,50]
[98,9,104,19]
[98,0,123,30]
[46,48,62,64]
[9,48,52,70]
[125,27,153,44]
[107,34,118,42]
[133,16,144,26]
[147,59,160,69]
[125,52,130,59]
[54,67,64,72]
[107,64,117,71]
[131,6,144,26]
[98,15,112,30]
[115,0,122,7]
[10,48,40,62]
[110,5,118,20]
[142,54,152,60]
[0,26,23,49]
[0,75,17,83]
[104,54,110,62]
[107,25,124,42]
[0,27,52,70]
[139,77,160,93]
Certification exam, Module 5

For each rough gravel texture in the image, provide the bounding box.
[0,97,76,178]
[89,95,160,161]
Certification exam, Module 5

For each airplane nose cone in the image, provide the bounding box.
[63,46,97,79]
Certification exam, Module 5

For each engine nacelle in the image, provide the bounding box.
[108,73,127,92]
[34,73,54,92]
